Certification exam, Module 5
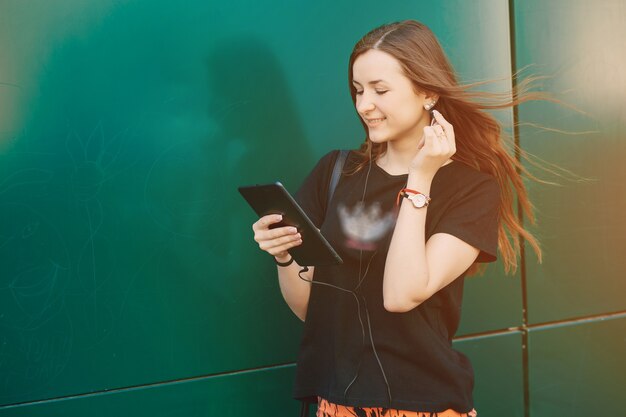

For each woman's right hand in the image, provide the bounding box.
[252,214,303,261]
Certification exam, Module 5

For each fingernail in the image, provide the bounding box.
[291,227,298,234]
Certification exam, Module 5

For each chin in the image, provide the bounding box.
[368,132,390,144]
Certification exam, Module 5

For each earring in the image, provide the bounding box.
[424,101,436,111]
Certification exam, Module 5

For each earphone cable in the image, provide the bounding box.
[297,267,366,342]
[294,149,393,406]
[364,298,393,405]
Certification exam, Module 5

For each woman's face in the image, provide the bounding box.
[352,49,433,146]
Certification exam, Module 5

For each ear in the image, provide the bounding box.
[424,92,439,103]
[421,92,439,111]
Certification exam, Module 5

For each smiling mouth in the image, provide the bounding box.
[365,117,386,125]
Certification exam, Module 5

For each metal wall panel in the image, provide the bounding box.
[0,333,527,417]
[455,332,525,417]
[513,0,626,324]
[528,316,626,416]
[1,0,519,412]
[0,366,298,417]
[458,261,522,335]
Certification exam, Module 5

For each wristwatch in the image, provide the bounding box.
[407,192,430,208]
[398,189,431,208]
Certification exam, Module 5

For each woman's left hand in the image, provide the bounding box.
[409,110,456,178]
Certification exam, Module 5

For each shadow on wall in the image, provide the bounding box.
[207,36,314,189]
[206,36,315,281]
[0,7,317,404]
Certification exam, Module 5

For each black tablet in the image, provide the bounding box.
[238,182,343,266]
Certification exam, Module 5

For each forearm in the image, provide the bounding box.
[383,173,434,312]
[276,255,313,321]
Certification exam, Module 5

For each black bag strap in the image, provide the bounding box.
[327,149,349,206]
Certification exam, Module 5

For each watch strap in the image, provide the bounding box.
[396,188,431,207]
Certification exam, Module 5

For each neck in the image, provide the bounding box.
[376,114,431,175]
[375,119,455,174]
[377,143,417,175]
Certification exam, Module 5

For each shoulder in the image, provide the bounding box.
[434,160,500,205]
[320,149,342,164]
[302,150,342,179]
[442,160,498,190]
[315,149,363,174]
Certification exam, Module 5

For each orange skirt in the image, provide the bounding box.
[316,396,477,417]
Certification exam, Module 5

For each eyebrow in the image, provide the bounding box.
[352,79,387,86]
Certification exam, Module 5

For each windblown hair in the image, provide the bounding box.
[348,20,553,275]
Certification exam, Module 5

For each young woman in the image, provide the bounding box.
[252,20,544,417]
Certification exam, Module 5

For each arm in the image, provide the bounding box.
[253,214,312,321]
[382,172,480,312]
[383,109,483,312]
[275,255,313,322]
[260,152,339,320]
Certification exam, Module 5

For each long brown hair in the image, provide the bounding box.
[347,20,555,275]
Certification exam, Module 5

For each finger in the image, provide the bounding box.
[265,237,303,256]
[259,232,302,251]
[432,110,454,137]
[423,124,456,165]
[423,126,440,150]
[431,109,448,126]
[423,126,438,140]
[253,214,283,232]
[417,136,425,150]
[432,110,455,152]
[433,125,445,138]
[255,225,298,243]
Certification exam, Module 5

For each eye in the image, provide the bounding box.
[355,90,363,95]
[376,90,388,95]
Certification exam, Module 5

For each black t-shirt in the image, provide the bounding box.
[293,150,500,413]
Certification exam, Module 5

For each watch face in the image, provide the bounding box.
[411,194,427,208]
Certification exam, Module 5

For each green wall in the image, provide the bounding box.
[0,0,624,416]
[513,0,626,415]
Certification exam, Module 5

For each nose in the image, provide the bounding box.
[356,92,376,115]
